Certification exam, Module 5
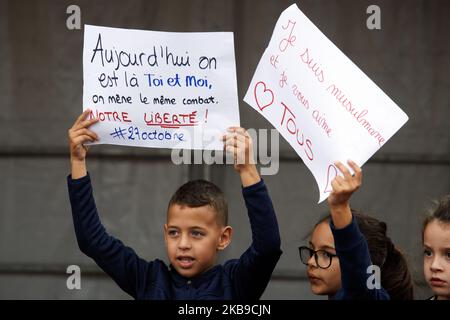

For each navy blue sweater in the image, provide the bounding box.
[67,174,282,300]
[330,217,390,300]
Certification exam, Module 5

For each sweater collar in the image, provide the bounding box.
[169,264,222,288]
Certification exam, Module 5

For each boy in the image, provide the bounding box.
[67,109,282,299]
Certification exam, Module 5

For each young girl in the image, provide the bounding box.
[299,160,414,299]
[422,195,450,300]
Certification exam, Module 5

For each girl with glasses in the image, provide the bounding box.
[300,160,414,300]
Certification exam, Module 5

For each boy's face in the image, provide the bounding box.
[164,204,232,278]
[307,221,341,297]
[423,220,450,299]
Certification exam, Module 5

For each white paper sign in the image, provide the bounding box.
[83,25,240,150]
[244,4,408,203]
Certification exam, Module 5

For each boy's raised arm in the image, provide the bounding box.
[68,109,99,179]
[223,127,282,299]
[67,111,150,299]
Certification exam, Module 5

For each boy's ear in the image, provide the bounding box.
[217,226,233,251]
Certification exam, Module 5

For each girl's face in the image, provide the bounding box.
[423,220,450,300]
[307,221,341,297]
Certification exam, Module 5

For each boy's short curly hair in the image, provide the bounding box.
[168,179,228,226]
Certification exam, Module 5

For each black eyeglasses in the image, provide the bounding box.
[298,246,337,269]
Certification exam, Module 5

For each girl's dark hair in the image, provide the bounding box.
[422,195,450,242]
[315,210,414,300]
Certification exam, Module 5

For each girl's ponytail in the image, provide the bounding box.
[353,211,414,300]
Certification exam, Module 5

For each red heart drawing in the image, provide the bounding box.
[254,81,274,111]
[323,164,337,193]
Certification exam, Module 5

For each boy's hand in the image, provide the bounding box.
[223,127,260,187]
[223,127,254,171]
[68,109,99,178]
[327,160,362,229]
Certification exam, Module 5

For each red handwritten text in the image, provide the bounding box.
[326,84,385,145]
[144,111,198,129]
[279,20,297,52]
[89,109,132,123]
[291,84,310,110]
[299,48,325,83]
[280,101,314,161]
[312,110,332,138]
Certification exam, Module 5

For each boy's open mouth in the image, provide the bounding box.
[177,256,195,268]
